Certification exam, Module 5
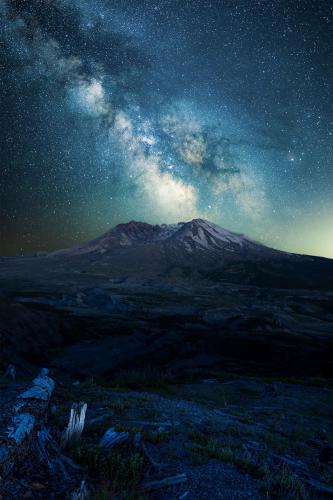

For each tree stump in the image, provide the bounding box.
[62,402,87,448]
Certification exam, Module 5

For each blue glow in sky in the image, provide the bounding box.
[0,0,332,257]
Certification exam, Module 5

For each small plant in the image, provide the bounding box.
[187,438,264,478]
[261,431,289,452]
[261,465,309,499]
[206,441,236,461]
[69,442,144,497]
[261,429,312,458]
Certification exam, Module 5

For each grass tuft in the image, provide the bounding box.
[261,465,309,499]
[187,437,264,478]
[69,442,144,498]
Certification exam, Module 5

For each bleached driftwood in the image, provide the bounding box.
[141,473,187,492]
[7,413,36,445]
[62,402,87,448]
[0,412,36,474]
[0,369,55,478]
[0,369,86,499]
[5,364,16,380]
[99,427,129,449]
[117,419,176,429]
[306,478,333,495]
[19,385,51,401]
[86,413,114,425]
[34,374,55,393]
[19,375,55,402]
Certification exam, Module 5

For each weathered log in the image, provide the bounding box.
[18,375,55,402]
[86,413,114,425]
[306,478,333,495]
[271,452,308,472]
[19,385,51,401]
[141,473,187,492]
[0,369,87,500]
[33,375,55,394]
[62,402,87,448]
[0,369,55,478]
[119,419,176,428]
[99,427,129,449]
[7,413,35,445]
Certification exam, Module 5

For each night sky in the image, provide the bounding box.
[1,0,332,257]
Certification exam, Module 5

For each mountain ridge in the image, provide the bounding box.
[2,219,331,290]
[50,218,277,257]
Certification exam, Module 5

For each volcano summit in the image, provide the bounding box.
[39,219,332,290]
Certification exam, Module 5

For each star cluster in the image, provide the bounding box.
[0,0,332,256]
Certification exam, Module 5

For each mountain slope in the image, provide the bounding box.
[50,218,283,260]
[42,218,333,289]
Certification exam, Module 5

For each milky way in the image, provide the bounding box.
[0,0,332,257]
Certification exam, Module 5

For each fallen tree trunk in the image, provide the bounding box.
[0,368,55,477]
[0,369,89,500]
[99,427,129,449]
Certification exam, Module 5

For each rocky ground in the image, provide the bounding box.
[0,369,332,499]
[0,272,332,379]
[0,255,332,498]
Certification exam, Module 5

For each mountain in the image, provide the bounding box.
[50,218,288,260]
[0,218,332,382]
[46,218,332,289]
